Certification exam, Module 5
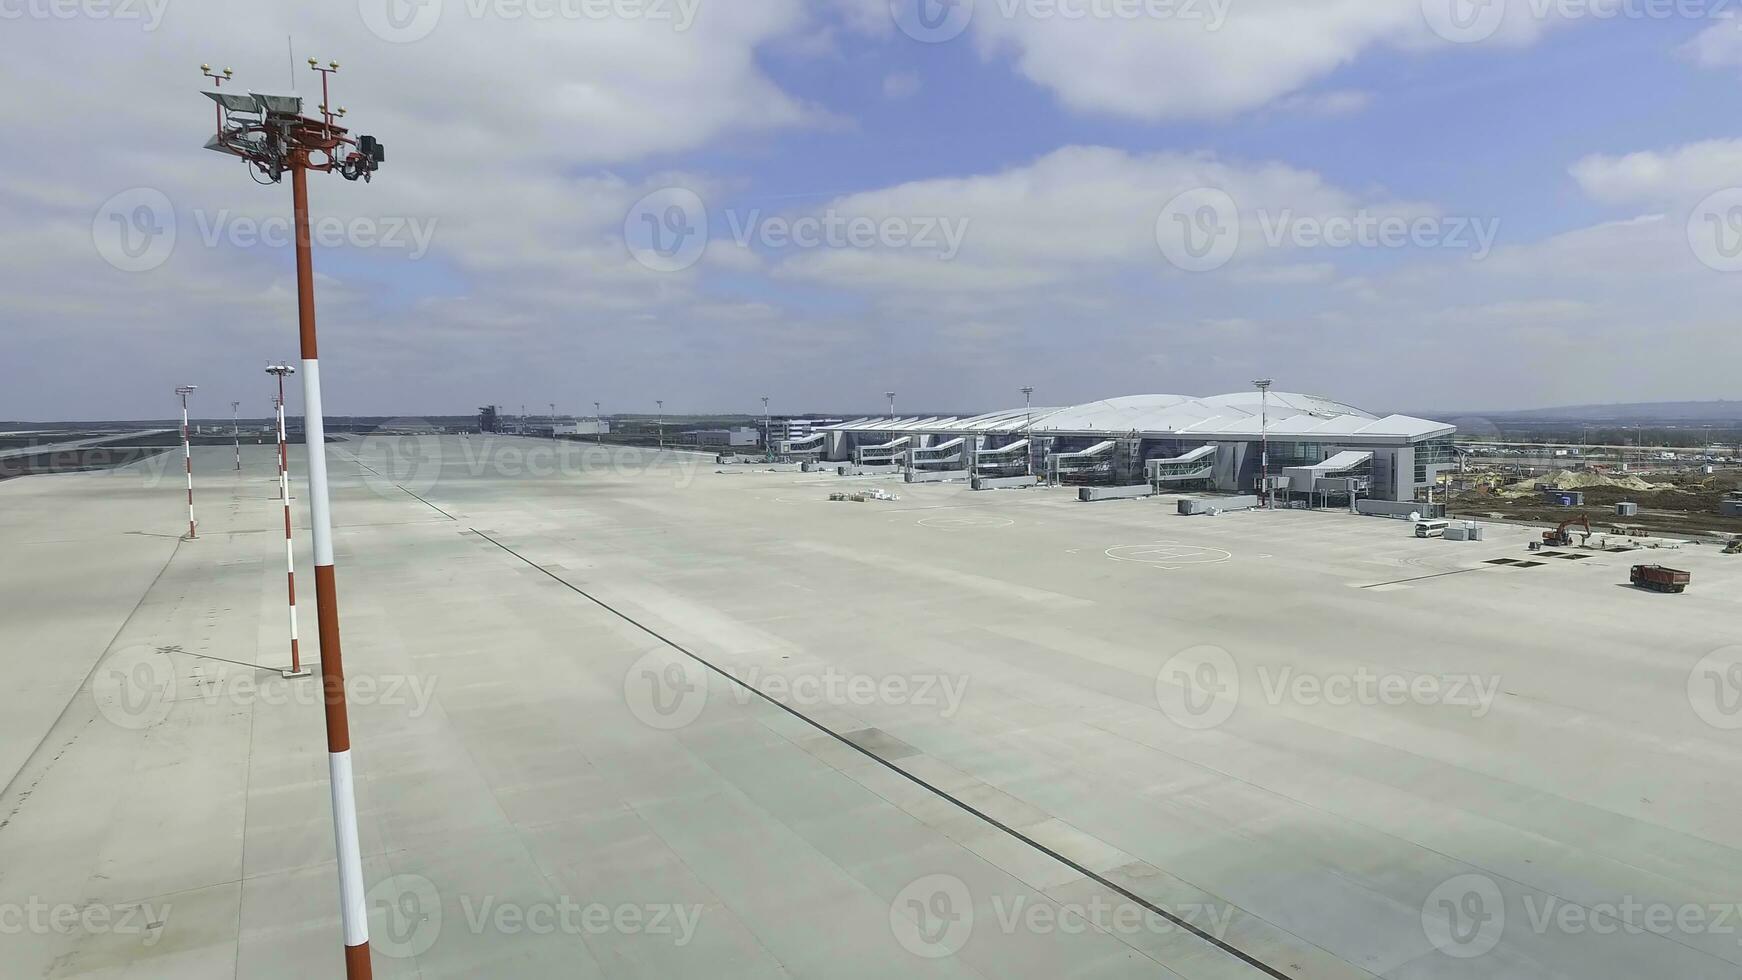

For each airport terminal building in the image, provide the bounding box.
[807,392,1457,502]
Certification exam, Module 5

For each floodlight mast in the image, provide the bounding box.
[268,363,307,679]
[232,401,242,471]
[201,61,382,979]
[1253,379,1273,509]
[176,385,198,539]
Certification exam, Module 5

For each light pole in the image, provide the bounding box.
[550,402,558,442]
[176,385,198,539]
[886,391,896,419]
[267,364,307,678]
[594,401,603,445]
[232,400,242,471]
[762,396,771,461]
[1021,386,1035,476]
[202,59,385,979]
[656,400,665,452]
[1253,379,1273,509]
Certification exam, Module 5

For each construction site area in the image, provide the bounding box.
[4,434,1740,979]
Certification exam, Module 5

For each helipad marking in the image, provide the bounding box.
[1104,542,1232,569]
[919,515,1015,530]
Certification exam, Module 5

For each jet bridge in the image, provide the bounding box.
[1145,444,1218,490]
[907,437,969,482]
[1047,440,1116,483]
[855,435,911,466]
[781,432,826,460]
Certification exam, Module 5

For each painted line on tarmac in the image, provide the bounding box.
[468,526,1297,980]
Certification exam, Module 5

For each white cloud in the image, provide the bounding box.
[1571,140,1742,205]
[770,145,1438,291]
[1680,16,1742,69]
[854,0,1583,121]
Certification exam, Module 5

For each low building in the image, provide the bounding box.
[687,427,760,448]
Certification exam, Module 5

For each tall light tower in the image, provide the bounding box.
[202,60,385,979]
[762,395,771,461]
[267,364,307,678]
[176,385,199,539]
[549,402,558,442]
[594,400,603,445]
[886,391,897,419]
[1021,386,1035,476]
[231,400,242,471]
[1253,379,1273,509]
[656,400,665,451]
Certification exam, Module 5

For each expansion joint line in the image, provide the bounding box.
[467,528,1295,980]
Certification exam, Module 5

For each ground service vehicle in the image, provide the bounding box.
[1631,565,1690,593]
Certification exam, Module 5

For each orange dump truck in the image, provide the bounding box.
[1631,565,1691,594]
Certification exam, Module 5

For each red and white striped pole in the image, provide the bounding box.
[291,158,372,978]
[176,385,198,539]
[268,363,309,679]
[233,400,242,471]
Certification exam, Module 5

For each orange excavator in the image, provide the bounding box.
[1541,515,1592,549]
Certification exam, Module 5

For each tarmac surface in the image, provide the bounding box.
[2,433,1740,978]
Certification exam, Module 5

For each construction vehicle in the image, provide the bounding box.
[1542,515,1592,548]
[1630,565,1691,593]
[1725,538,1742,556]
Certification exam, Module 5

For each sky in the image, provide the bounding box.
[5,0,1742,421]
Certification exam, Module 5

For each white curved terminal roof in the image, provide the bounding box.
[823,393,1452,444]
